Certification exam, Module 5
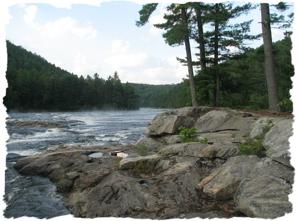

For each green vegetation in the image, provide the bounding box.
[239,119,274,157]
[5,41,139,111]
[135,144,149,156]
[239,138,265,158]
[136,2,293,112]
[132,37,293,112]
[199,137,209,144]
[179,127,198,143]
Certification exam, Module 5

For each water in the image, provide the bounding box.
[5,108,166,218]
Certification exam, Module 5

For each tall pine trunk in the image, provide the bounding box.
[261,3,280,112]
[195,6,206,71]
[181,8,198,107]
[213,4,220,107]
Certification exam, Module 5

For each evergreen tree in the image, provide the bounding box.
[137,3,198,106]
[261,3,280,111]
[203,3,257,106]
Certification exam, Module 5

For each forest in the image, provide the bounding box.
[135,2,294,112]
[4,2,294,112]
[4,41,139,111]
[133,37,293,112]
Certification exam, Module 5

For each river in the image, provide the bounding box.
[5,108,166,218]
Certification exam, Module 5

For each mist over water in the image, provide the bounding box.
[5,108,166,218]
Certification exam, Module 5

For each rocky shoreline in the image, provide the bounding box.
[13,107,294,218]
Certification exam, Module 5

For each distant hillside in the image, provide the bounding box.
[4,41,139,111]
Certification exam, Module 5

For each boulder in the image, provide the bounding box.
[199,143,240,159]
[147,106,212,136]
[235,175,292,218]
[263,118,293,167]
[147,114,192,136]
[198,156,260,200]
[235,157,294,218]
[217,115,255,136]
[173,106,212,118]
[161,135,182,144]
[135,137,163,152]
[119,154,161,174]
[247,157,294,184]
[83,172,160,218]
[195,110,231,132]
[249,117,279,139]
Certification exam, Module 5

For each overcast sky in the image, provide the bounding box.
[6,1,293,84]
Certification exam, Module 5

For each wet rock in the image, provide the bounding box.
[263,118,293,167]
[198,156,260,200]
[7,119,65,128]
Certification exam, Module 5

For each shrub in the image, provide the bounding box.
[199,137,208,144]
[179,127,198,143]
[279,98,293,112]
[135,144,149,156]
[239,138,265,157]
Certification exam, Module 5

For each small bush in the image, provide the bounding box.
[135,144,149,156]
[179,127,198,143]
[239,138,265,157]
[199,137,208,144]
[279,98,293,112]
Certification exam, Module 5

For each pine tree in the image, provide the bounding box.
[203,3,257,106]
[261,3,280,111]
[137,3,198,106]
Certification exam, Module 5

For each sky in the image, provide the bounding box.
[5,1,293,84]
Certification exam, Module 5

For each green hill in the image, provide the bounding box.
[4,41,139,111]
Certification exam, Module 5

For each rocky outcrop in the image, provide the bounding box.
[135,137,163,152]
[235,158,293,218]
[147,106,211,136]
[263,118,293,167]
[198,156,260,200]
[13,107,294,219]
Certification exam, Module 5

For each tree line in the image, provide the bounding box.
[131,37,293,111]
[4,41,139,111]
[136,2,293,112]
